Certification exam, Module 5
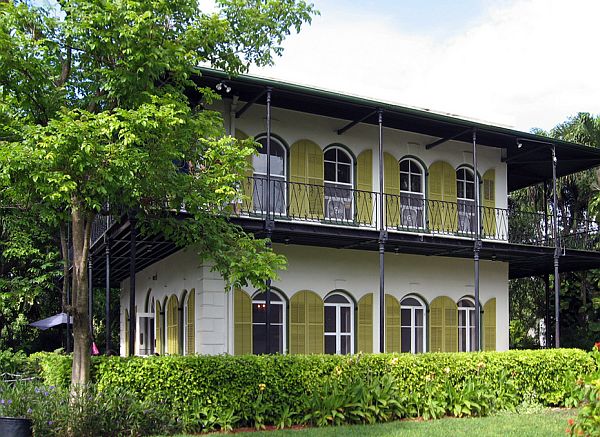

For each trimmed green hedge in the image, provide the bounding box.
[33,349,594,408]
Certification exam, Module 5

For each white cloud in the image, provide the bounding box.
[251,0,600,132]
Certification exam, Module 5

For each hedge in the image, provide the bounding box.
[31,348,594,408]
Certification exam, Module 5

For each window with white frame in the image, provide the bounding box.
[400,296,426,353]
[399,159,425,228]
[458,298,476,352]
[252,290,286,354]
[324,147,353,222]
[253,137,286,215]
[324,293,354,354]
[456,167,476,233]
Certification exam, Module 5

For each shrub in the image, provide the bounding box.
[567,344,600,437]
[0,349,31,376]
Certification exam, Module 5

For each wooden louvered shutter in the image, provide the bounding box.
[482,169,496,238]
[124,309,129,356]
[385,295,401,353]
[290,291,324,354]
[430,296,458,352]
[186,290,195,355]
[356,150,373,225]
[357,294,373,353]
[234,288,252,355]
[155,301,163,355]
[428,162,457,233]
[290,140,324,218]
[483,298,496,351]
[167,295,180,355]
[384,153,400,228]
[236,130,254,212]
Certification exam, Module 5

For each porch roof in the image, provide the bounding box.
[194,68,600,192]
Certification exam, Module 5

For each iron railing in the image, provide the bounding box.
[232,177,600,251]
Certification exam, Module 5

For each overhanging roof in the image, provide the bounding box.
[194,68,600,192]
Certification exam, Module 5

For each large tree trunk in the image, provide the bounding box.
[70,205,93,386]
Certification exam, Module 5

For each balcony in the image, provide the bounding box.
[235,177,600,252]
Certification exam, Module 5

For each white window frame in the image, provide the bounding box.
[456,167,476,234]
[458,297,476,352]
[400,295,426,354]
[324,292,354,355]
[252,290,287,354]
[136,311,155,356]
[399,158,425,229]
[324,146,354,222]
[252,137,287,216]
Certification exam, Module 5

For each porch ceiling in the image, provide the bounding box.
[193,68,600,192]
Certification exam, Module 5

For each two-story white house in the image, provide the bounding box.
[87,68,600,357]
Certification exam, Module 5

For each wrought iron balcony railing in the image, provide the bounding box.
[232,177,600,251]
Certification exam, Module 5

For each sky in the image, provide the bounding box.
[246,0,600,132]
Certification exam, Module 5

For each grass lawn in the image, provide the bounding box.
[170,408,576,436]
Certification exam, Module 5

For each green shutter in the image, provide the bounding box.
[384,153,400,228]
[356,150,373,225]
[482,169,496,238]
[428,161,457,233]
[483,298,496,351]
[429,296,458,352]
[186,290,195,355]
[124,309,129,356]
[155,301,163,355]
[166,295,180,355]
[235,130,254,213]
[385,294,401,353]
[290,290,324,354]
[357,293,373,353]
[234,288,252,355]
[290,140,324,219]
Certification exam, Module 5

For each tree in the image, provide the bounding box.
[0,0,316,386]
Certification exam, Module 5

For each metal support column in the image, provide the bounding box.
[88,257,93,335]
[551,146,561,348]
[543,181,551,347]
[129,216,137,357]
[105,233,111,354]
[378,109,386,353]
[472,128,481,351]
[66,271,71,354]
[264,87,273,354]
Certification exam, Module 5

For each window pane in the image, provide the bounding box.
[338,164,351,184]
[415,308,424,327]
[253,303,266,324]
[324,149,336,161]
[400,160,410,172]
[253,153,268,174]
[415,327,424,353]
[324,162,336,182]
[458,299,474,308]
[411,174,422,193]
[324,306,336,332]
[401,297,421,307]
[325,294,349,304]
[324,335,336,354]
[253,327,266,355]
[340,335,351,354]
[465,170,474,182]
[459,326,466,352]
[469,326,476,352]
[340,307,351,333]
[466,181,474,199]
[337,150,351,164]
[270,325,283,354]
[254,292,281,302]
[400,173,409,191]
[401,327,411,353]
[401,308,412,327]
[270,303,283,324]
[457,181,464,199]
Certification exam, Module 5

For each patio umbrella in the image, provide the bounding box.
[30,312,73,330]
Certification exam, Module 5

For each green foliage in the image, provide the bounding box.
[0,349,30,376]
[29,349,593,430]
[567,345,600,436]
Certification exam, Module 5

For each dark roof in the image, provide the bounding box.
[194,67,600,192]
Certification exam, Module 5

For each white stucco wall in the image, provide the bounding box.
[120,243,509,355]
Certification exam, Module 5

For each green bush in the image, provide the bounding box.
[21,349,595,433]
[567,345,600,436]
[0,349,31,376]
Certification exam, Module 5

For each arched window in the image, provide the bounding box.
[456,167,476,233]
[324,147,353,222]
[166,294,180,355]
[252,290,286,354]
[400,296,426,353]
[253,137,286,215]
[324,293,354,354]
[183,290,195,355]
[399,159,425,228]
[458,298,476,352]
